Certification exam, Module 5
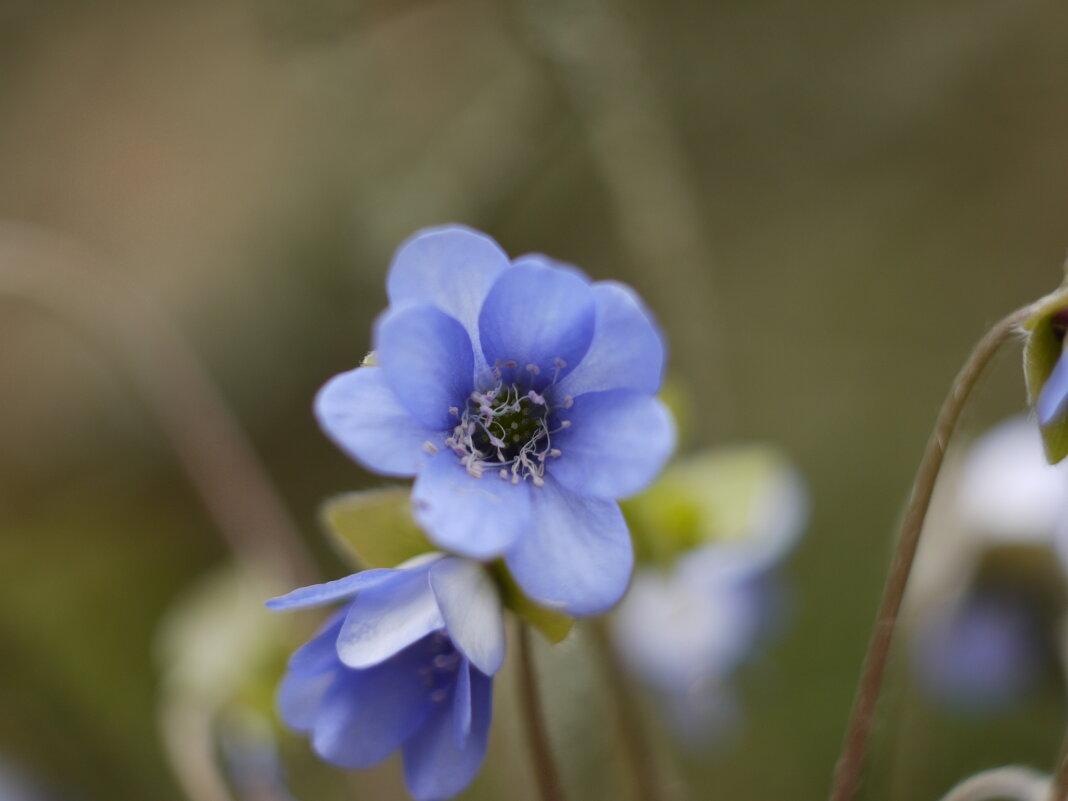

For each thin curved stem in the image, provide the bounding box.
[829,302,1035,801]
[589,618,663,801]
[517,623,567,801]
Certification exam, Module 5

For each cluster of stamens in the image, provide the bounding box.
[419,632,462,703]
[433,358,572,487]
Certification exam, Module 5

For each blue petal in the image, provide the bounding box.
[451,658,472,748]
[387,225,510,370]
[429,558,506,675]
[311,639,439,769]
[337,568,445,668]
[504,478,633,616]
[511,253,590,283]
[286,608,347,673]
[549,391,675,499]
[278,612,346,731]
[478,259,595,386]
[377,305,475,430]
[413,450,532,560]
[912,596,1040,710]
[280,668,335,732]
[1038,350,1068,425]
[315,367,444,477]
[556,281,665,398]
[402,667,493,801]
[266,570,398,611]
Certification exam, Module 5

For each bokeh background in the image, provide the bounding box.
[2,0,1068,799]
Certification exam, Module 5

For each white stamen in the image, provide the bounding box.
[423,441,439,454]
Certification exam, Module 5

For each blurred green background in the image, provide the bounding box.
[2,0,1067,798]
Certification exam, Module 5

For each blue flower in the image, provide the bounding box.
[266,555,504,801]
[316,225,675,615]
[904,416,1068,711]
[611,447,808,742]
[911,592,1045,711]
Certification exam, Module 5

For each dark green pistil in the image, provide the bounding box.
[472,392,547,462]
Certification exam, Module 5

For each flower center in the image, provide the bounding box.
[440,360,572,486]
[420,631,462,703]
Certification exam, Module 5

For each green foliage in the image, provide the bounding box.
[490,563,573,644]
[1023,283,1068,463]
[624,444,795,566]
[321,487,433,570]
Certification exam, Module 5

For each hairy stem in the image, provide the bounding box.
[589,619,663,801]
[829,302,1035,801]
[517,623,567,801]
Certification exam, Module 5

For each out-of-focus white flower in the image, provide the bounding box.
[957,417,1068,543]
[907,416,1068,711]
[611,445,808,741]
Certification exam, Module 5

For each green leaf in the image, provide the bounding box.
[1023,284,1068,463]
[623,444,802,566]
[321,487,433,570]
[490,563,573,643]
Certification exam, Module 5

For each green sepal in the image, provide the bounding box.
[624,444,797,566]
[321,487,433,570]
[1023,283,1068,463]
[490,562,573,643]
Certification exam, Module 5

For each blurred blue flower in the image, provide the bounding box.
[267,555,504,801]
[912,592,1044,710]
[316,225,675,615]
[612,449,808,742]
[906,416,1068,712]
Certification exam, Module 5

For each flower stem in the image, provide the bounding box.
[517,623,567,801]
[589,619,663,801]
[828,302,1035,801]
[1050,730,1068,801]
